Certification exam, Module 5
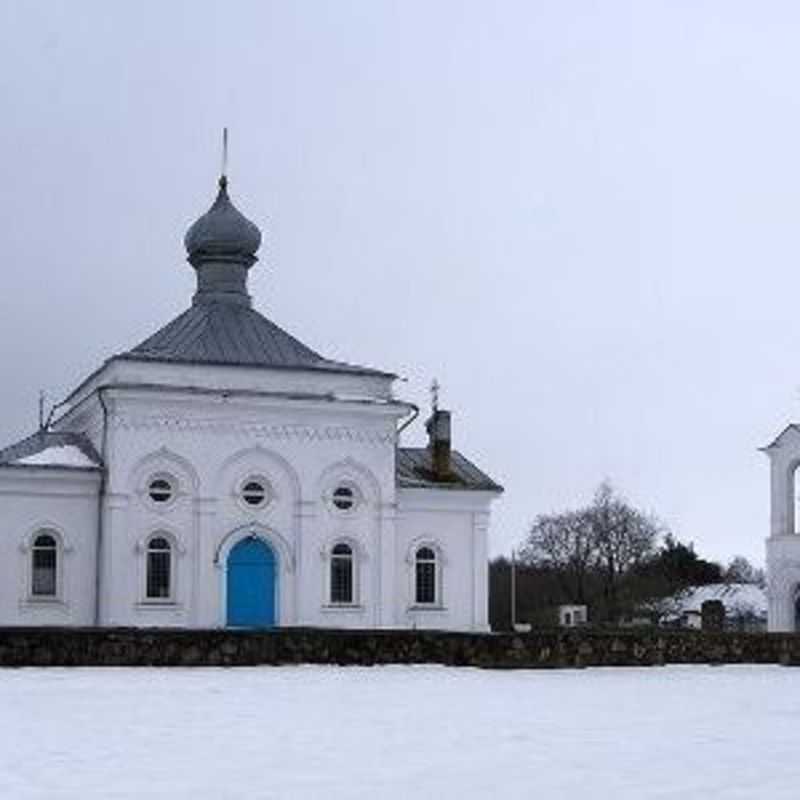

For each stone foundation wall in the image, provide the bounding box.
[3,627,800,668]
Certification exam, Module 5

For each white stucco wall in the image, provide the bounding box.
[395,489,492,631]
[0,467,100,626]
[93,386,400,629]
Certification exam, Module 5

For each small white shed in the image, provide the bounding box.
[558,605,588,627]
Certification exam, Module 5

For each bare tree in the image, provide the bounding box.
[586,482,661,620]
[724,555,765,587]
[519,509,596,604]
[517,481,663,622]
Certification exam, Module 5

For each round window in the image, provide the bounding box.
[241,480,268,508]
[332,485,356,511]
[148,477,173,504]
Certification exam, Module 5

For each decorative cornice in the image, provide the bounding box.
[110,414,394,446]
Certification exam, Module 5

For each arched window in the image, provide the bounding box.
[146,536,172,600]
[415,546,437,605]
[31,533,58,598]
[330,543,354,604]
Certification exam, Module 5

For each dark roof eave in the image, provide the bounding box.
[113,352,397,379]
[61,353,397,407]
[0,463,103,473]
[396,479,504,493]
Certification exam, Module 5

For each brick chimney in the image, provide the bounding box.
[426,408,452,480]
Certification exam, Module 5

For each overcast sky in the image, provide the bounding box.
[3,1,800,566]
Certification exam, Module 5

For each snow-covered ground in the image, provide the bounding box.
[0,664,798,799]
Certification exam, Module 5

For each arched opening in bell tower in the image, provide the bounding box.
[793,592,800,632]
[791,464,800,534]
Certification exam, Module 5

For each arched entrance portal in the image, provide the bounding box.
[226,538,277,628]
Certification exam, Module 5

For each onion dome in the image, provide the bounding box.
[184,176,262,307]
[185,176,261,264]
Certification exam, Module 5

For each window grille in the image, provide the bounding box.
[415,547,437,605]
[330,543,354,604]
[146,536,172,599]
[332,485,355,511]
[241,480,267,507]
[32,533,57,597]
[148,478,173,504]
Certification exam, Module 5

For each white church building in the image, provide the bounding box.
[0,172,502,631]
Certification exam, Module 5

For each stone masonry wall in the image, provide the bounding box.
[4,627,800,668]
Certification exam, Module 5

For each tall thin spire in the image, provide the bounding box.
[220,127,229,188]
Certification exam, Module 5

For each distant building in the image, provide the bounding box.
[0,169,503,630]
[660,583,767,632]
[558,605,588,627]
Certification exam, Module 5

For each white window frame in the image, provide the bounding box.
[322,538,363,609]
[141,532,177,605]
[28,530,62,602]
[412,545,442,608]
[329,542,356,606]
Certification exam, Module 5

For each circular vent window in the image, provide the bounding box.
[241,480,268,508]
[332,485,356,511]
[148,477,174,504]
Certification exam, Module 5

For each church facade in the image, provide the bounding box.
[0,173,501,631]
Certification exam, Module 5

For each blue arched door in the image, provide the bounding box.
[226,538,277,628]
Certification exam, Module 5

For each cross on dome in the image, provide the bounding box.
[430,378,441,412]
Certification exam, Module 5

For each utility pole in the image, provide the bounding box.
[38,391,46,431]
[510,548,517,630]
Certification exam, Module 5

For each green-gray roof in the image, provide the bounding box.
[119,301,394,377]
[396,448,503,492]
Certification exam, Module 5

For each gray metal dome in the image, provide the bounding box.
[184,176,262,265]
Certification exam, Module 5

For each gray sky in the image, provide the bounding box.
[1,1,798,566]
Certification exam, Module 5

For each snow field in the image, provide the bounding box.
[0,664,797,799]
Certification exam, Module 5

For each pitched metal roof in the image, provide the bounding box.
[118,301,394,377]
[396,448,503,492]
[760,423,800,451]
[0,431,102,469]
